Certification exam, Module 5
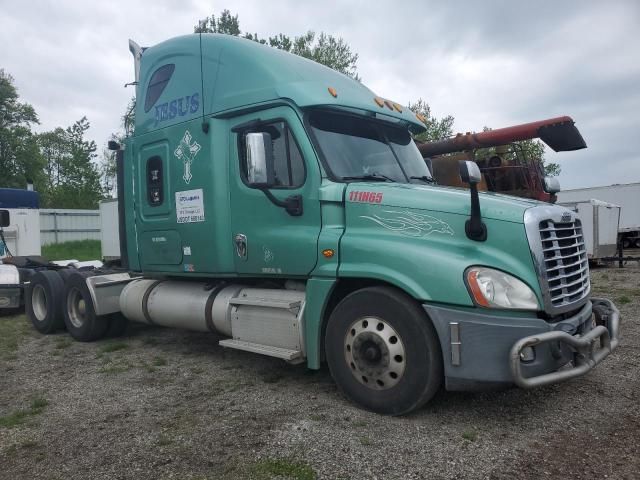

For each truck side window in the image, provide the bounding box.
[239,121,306,189]
[146,156,164,206]
[144,64,175,113]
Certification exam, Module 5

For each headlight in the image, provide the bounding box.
[465,267,539,310]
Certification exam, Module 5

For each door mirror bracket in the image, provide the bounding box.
[261,189,304,216]
[459,161,487,242]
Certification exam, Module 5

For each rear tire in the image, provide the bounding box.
[325,286,443,415]
[63,272,109,342]
[56,268,75,283]
[26,270,65,334]
[634,239,640,249]
[622,238,631,249]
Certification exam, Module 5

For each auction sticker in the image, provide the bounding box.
[176,189,205,223]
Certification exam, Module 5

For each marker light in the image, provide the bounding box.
[374,97,385,107]
[322,249,335,258]
[384,100,394,110]
[328,87,337,98]
[415,113,427,124]
[393,103,402,112]
[466,267,539,310]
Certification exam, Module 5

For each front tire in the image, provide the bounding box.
[63,272,109,342]
[325,286,443,415]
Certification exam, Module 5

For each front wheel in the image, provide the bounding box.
[325,286,443,415]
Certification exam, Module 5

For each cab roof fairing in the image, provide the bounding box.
[133,34,426,134]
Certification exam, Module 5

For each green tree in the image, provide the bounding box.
[408,99,455,143]
[39,117,103,208]
[194,9,240,35]
[194,9,359,78]
[0,70,46,191]
[543,160,561,177]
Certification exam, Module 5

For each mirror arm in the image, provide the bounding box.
[465,183,487,241]
[260,188,303,216]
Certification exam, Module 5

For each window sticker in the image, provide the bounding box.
[176,189,205,223]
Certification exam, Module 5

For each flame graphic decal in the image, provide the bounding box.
[360,210,454,237]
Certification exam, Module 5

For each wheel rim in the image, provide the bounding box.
[67,287,87,328]
[32,285,48,322]
[344,316,406,390]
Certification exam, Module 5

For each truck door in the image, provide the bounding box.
[134,120,213,273]
[229,106,321,276]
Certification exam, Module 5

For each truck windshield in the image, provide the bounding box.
[308,110,432,183]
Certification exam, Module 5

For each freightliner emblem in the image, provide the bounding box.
[561,212,572,223]
[174,130,201,184]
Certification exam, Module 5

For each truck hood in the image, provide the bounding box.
[346,182,542,223]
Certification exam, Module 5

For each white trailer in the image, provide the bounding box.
[558,199,620,260]
[557,183,640,248]
[0,208,41,257]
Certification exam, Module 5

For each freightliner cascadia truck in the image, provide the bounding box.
[19,34,620,415]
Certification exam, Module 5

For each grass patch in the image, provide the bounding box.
[462,430,478,442]
[0,396,48,428]
[617,295,631,305]
[42,239,101,262]
[0,315,33,359]
[99,341,129,353]
[31,397,48,411]
[359,436,373,446]
[251,458,316,480]
[152,355,167,366]
[99,361,133,374]
[54,337,73,350]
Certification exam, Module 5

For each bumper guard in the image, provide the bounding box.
[510,298,620,389]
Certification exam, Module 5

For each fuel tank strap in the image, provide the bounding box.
[204,283,228,333]
[142,280,163,325]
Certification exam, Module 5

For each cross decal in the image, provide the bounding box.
[174,130,201,184]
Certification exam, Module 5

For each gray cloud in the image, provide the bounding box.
[1,0,638,189]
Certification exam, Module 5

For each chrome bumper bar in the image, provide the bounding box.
[509,298,620,389]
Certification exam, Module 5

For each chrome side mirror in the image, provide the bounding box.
[459,160,482,185]
[544,176,561,194]
[245,132,274,187]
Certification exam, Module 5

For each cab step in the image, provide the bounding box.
[218,339,303,362]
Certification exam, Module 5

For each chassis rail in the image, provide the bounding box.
[509,298,620,389]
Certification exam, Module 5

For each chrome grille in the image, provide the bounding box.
[538,218,590,309]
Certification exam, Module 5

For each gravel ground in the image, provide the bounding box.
[0,264,638,480]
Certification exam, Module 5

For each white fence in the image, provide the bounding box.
[40,209,101,245]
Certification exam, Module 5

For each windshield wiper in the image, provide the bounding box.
[341,173,394,182]
[410,175,435,184]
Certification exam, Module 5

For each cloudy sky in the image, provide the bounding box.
[2,0,638,189]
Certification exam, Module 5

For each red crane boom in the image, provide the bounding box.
[418,116,587,157]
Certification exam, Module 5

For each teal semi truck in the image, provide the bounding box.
[21,34,620,415]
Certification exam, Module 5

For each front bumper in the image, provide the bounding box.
[424,298,620,391]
